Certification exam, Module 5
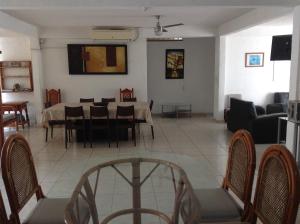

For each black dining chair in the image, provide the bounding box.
[89,106,110,148]
[64,106,86,149]
[94,102,108,107]
[116,105,136,147]
[123,97,137,102]
[101,98,116,103]
[137,100,154,139]
[80,98,94,103]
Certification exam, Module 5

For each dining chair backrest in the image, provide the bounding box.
[45,88,61,108]
[251,145,300,224]
[101,98,116,103]
[116,105,135,118]
[94,102,108,107]
[120,88,134,101]
[80,98,94,103]
[123,97,137,102]
[0,191,9,224]
[1,134,45,224]
[222,129,256,218]
[65,106,85,119]
[90,106,109,119]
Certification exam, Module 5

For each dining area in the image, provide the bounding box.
[42,88,154,149]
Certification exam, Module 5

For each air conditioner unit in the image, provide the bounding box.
[90,28,138,41]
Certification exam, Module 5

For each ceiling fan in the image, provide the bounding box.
[153,15,183,36]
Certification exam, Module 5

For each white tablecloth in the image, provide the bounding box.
[42,102,153,127]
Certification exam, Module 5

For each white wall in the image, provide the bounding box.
[224,35,291,107]
[42,37,147,103]
[0,37,40,123]
[147,38,215,113]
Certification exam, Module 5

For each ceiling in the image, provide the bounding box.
[2,7,253,29]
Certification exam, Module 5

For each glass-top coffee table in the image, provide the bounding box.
[65,158,200,224]
[161,103,192,118]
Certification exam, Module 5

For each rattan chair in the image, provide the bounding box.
[101,98,116,103]
[65,106,86,149]
[116,105,136,147]
[181,129,256,223]
[249,145,300,224]
[123,97,137,102]
[0,191,9,224]
[89,106,110,148]
[210,145,300,224]
[80,98,94,103]
[1,134,89,224]
[44,88,63,142]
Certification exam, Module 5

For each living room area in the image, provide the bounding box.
[1,2,300,224]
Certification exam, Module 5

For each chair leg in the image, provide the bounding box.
[45,128,48,142]
[151,125,154,139]
[107,126,111,148]
[65,127,68,149]
[133,125,136,146]
[51,125,54,138]
[90,126,93,148]
[116,125,119,148]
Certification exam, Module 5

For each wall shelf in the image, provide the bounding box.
[0,61,33,92]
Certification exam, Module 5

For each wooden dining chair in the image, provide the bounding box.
[1,134,90,224]
[65,106,86,149]
[101,98,116,103]
[45,88,63,142]
[120,88,134,101]
[123,97,137,102]
[181,129,256,223]
[116,105,136,147]
[89,106,110,148]
[45,88,61,108]
[94,102,108,107]
[0,191,9,224]
[80,98,94,103]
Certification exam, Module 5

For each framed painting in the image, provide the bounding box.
[166,49,184,79]
[245,52,264,67]
[68,44,128,75]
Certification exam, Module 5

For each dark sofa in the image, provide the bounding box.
[227,98,286,144]
[266,92,289,114]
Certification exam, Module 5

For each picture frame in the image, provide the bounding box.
[67,44,128,75]
[165,49,184,79]
[245,52,264,67]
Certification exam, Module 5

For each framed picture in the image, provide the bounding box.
[67,44,128,75]
[166,49,184,79]
[245,52,264,67]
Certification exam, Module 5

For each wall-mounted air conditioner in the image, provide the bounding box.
[90,28,138,41]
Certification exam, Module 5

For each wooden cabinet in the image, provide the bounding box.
[0,61,33,93]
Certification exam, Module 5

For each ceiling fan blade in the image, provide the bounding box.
[163,23,184,28]
[163,28,168,32]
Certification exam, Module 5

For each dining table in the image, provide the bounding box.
[42,101,153,128]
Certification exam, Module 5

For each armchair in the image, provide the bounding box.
[227,98,286,143]
[266,92,289,114]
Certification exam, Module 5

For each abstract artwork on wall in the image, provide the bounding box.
[165,49,184,79]
[68,44,128,74]
[245,52,264,67]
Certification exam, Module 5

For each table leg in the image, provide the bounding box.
[277,118,281,144]
[24,104,30,127]
[132,161,141,224]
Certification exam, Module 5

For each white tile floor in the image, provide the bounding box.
[0,116,299,223]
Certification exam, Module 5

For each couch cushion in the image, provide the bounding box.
[24,198,89,224]
[194,188,241,222]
